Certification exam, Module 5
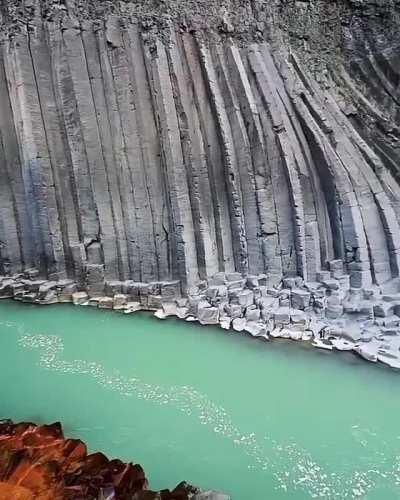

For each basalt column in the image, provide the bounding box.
[1,0,400,291]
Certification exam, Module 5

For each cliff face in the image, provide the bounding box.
[0,0,400,291]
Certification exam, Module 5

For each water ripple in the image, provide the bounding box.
[17,333,400,498]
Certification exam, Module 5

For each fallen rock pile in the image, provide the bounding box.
[2,260,400,369]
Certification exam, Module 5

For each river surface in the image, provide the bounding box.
[1,301,400,499]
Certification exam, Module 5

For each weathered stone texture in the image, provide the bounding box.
[0,0,400,293]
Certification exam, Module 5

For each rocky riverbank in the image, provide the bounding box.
[2,261,400,369]
[0,420,229,500]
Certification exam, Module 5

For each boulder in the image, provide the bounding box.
[20,293,37,303]
[176,297,189,308]
[176,307,189,319]
[246,275,259,289]
[373,302,393,318]
[105,280,123,295]
[355,343,379,362]
[313,296,327,310]
[350,270,373,289]
[39,290,59,305]
[147,295,164,309]
[98,297,114,309]
[24,268,39,279]
[27,280,46,293]
[343,300,359,314]
[267,287,280,298]
[339,273,350,287]
[217,285,228,298]
[341,326,362,342]
[384,315,400,327]
[185,316,198,322]
[72,292,88,305]
[237,290,254,307]
[290,309,307,327]
[289,330,303,341]
[244,321,266,337]
[208,272,226,286]
[160,280,181,299]
[331,338,355,351]
[291,289,311,310]
[358,301,374,318]
[377,352,400,369]
[198,306,219,325]
[88,297,100,307]
[206,286,219,301]
[302,330,313,341]
[312,338,333,350]
[321,279,340,291]
[328,259,344,278]
[257,296,277,310]
[325,304,343,319]
[113,294,128,309]
[38,281,57,300]
[382,293,400,303]
[245,305,260,322]
[162,302,178,317]
[227,279,245,290]
[316,270,331,282]
[224,303,242,319]
[220,317,231,330]
[282,277,296,289]
[154,309,167,320]
[124,302,142,314]
[225,272,242,282]
[273,307,290,326]
[270,327,283,338]
[232,318,246,332]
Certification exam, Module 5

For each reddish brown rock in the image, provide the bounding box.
[0,421,197,500]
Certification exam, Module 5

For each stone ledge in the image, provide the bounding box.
[2,268,400,370]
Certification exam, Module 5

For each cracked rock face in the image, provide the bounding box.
[0,0,400,293]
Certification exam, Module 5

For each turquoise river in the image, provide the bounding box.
[1,300,400,499]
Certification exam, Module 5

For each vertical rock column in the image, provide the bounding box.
[3,26,66,279]
[143,38,200,289]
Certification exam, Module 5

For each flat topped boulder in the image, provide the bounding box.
[72,291,88,305]
[160,280,181,299]
[98,296,114,309]
[225,272,242,282]
[197,306,219,325]
[273,307,290,325]
[232,317,247,332]
[237,290,254,307]
[113,294,128,308]
[355,342,380,362]
[291,289,311,310]
[208,272,226,286]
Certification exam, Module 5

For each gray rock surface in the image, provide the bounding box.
[1,1,400,369]
[0,0,399,292]
[5,268,400,368]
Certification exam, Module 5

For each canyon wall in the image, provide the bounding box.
[0,0,400,292]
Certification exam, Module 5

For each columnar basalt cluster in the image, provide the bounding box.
[0,0,400,289]
[1,0,400,363]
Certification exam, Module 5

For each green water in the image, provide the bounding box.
[1,301,400,499]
